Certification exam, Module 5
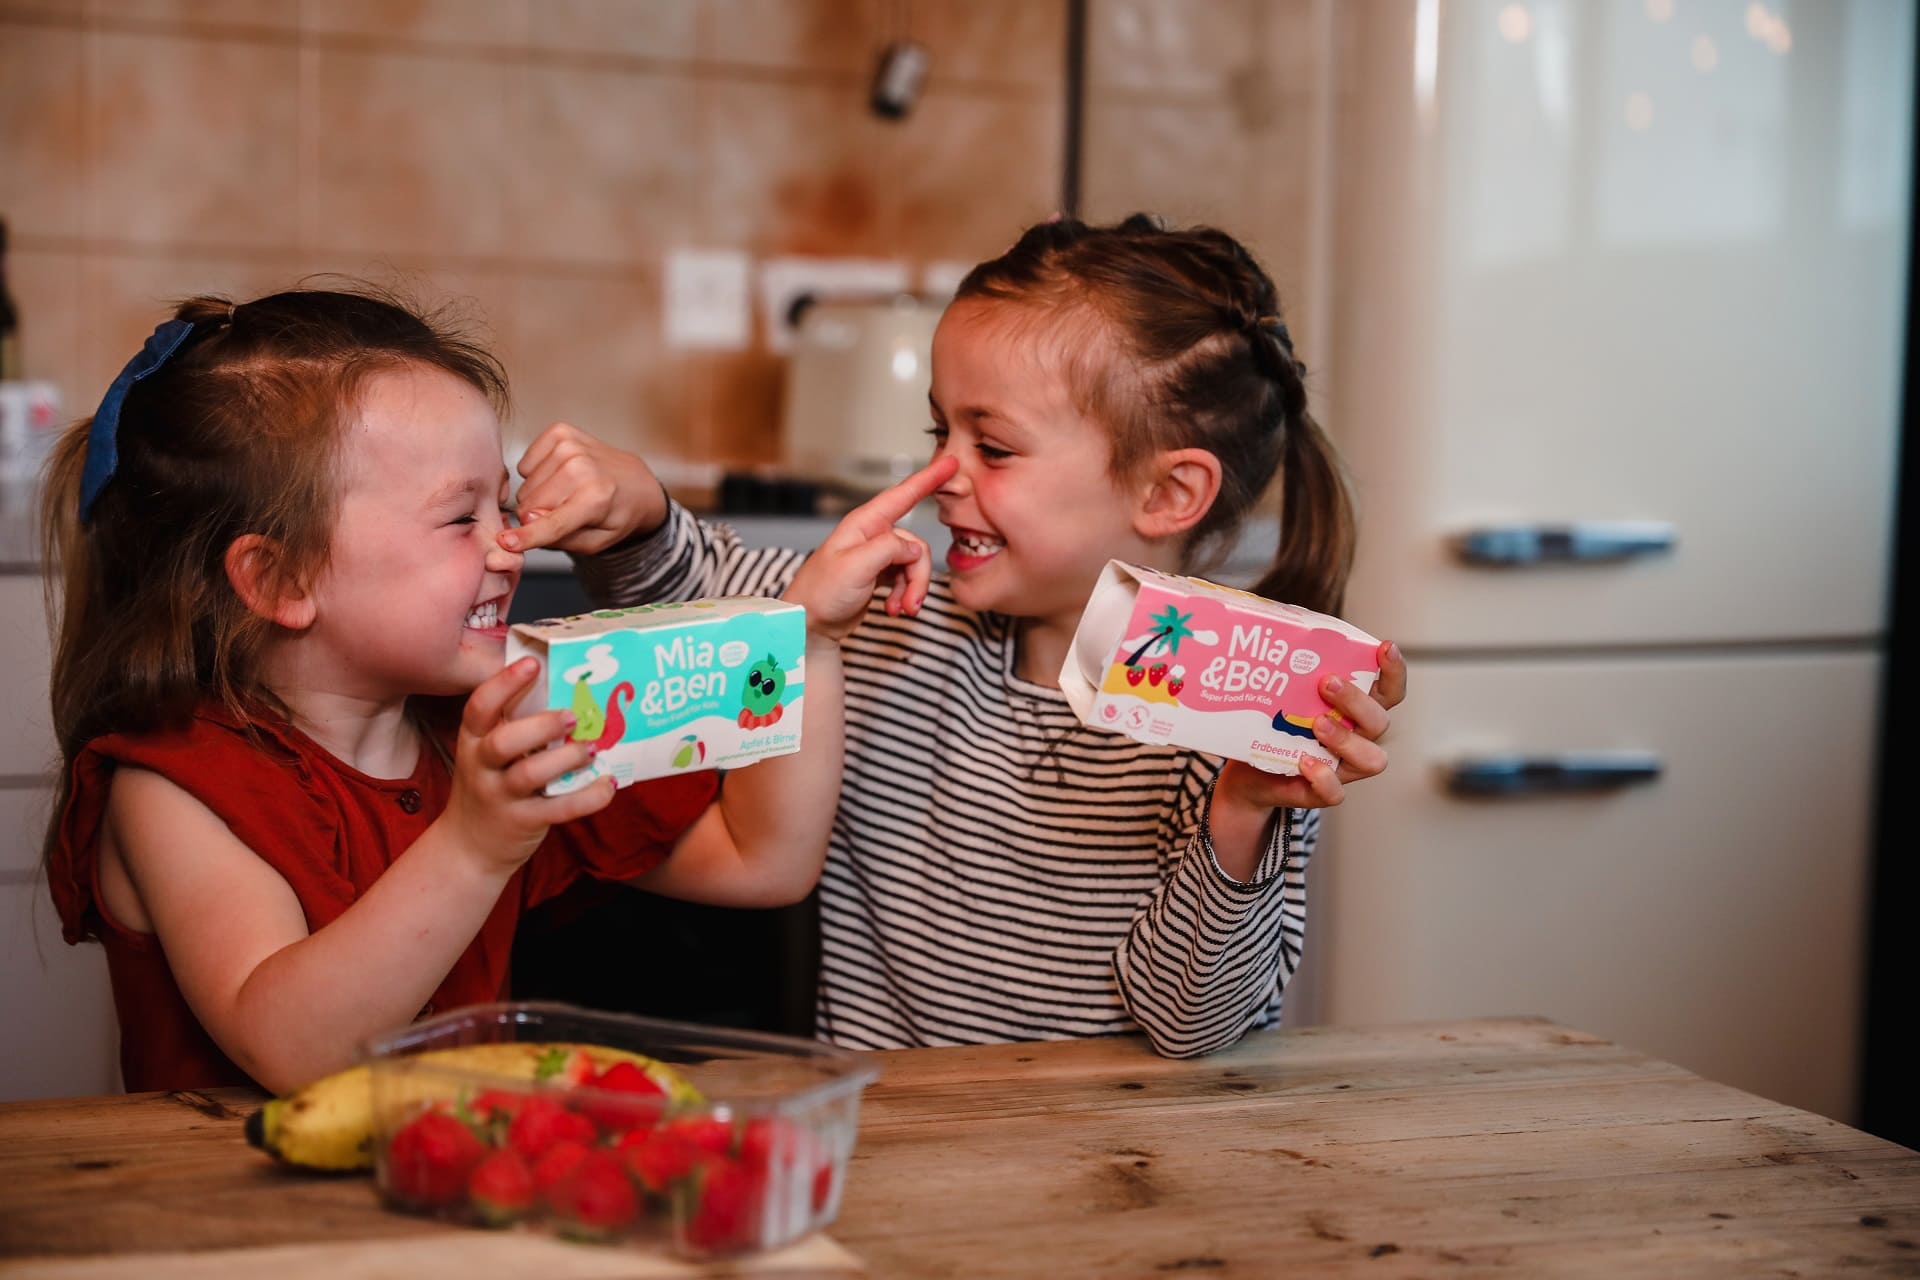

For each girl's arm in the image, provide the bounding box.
[104,665,605,1094]
[501,422,806,606]
[1112,650,1408,1056]
[1110,778,1317,1058]
[576,501,806,609]
[630,460,955,907]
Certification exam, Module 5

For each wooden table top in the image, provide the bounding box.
[1,1016,1916,1278]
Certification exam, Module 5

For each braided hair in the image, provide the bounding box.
[954,214,1355,617]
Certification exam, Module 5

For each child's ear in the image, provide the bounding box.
[1133,447,1223,541]
[224,534,316,630]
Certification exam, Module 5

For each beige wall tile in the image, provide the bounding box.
[0,0,86,18]
[92,0,300,31]
[695,348,781,466]
[892,89,1062,264]
[701,78,893,254]
[0,22,85,238]
[1088,0,1253,96]
[311,46,518,257]
[529,0,697,62]
[6,248,85,415]
[301,0,528,48]
[1082,98,1250,225]
[506,269,681,457]
[87,30,300,248]
[914,0,1067,88]
[519,64,697,265]
[700,0,882,75]
[1081,93,1317,333]
[76,250,303,392]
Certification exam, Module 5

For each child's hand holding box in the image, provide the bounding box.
[506,599,806,794]
[1061,562,1380,775]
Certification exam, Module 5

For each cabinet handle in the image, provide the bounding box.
[1443,752,1664,797]
[1452,521,1676,566]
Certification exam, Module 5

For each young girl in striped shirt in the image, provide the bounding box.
[508,216,1407,1056]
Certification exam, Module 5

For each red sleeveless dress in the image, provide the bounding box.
[45,704,719,1092]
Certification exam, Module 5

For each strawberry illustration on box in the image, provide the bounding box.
[1060,561,1380,775]
[507,598,805,794]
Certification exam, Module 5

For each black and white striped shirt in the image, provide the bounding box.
[577,504,1316,1056]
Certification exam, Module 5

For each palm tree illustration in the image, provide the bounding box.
[1124,605,1197,667]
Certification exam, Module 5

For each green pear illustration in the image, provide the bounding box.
[568,678,604,743]
[742,654,786,718]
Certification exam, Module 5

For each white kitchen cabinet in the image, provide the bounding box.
[1,570,118,1100]
[1296,650,1879,1125]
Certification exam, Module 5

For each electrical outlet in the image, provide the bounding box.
[664,248,753,351]
[758,256,911,353]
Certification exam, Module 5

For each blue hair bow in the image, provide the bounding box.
[78,318,197,522]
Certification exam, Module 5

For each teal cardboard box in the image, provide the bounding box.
[506,598,806,795]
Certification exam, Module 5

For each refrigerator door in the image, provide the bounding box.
[1329,0,1913,649]
[1294,650,1880,1123]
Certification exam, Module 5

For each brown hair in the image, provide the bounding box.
[954,214,1356,616]
[39,283,506,862]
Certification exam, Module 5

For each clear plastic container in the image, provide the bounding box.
[362,1001,878,1259]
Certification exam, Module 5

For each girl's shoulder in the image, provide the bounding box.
[94,701,311,773]
[47,703,337,947]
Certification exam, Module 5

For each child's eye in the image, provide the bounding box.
[977,443,1013,461]
[448,514,477,526]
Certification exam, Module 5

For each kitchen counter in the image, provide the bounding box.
[2,1016,1915,1277]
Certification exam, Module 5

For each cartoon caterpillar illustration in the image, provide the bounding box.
[738,653,787,729]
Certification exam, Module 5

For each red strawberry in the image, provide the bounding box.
[533,1046,597,1086]
[680,1154,762,1254]
[812,1160,835,1215]
[548,1149,640,1239]
[579,1061,668,1134]
[530,1138,593,1205]
[467,1088,527,1122]
[1167,677,1184,697]
[664,1112,737,1158]
[1148,663,1167,686]
[1125,666,1145,686]
[386,1111,485,1208]
[466,1149,535,1226]
[506,1095,597,1162]
[617,1126,697,1195]
[739,1117,835,1217]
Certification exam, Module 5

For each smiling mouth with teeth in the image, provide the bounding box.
[952,531,1004,558]
[464,598,503,630]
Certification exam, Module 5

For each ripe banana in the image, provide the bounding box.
[245,1042,700,1173]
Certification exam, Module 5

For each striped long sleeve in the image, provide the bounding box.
[575,503,1315,1055]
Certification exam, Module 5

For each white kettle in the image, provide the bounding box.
[780,294,941,491]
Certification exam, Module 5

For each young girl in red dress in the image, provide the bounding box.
[39,285,948,1093]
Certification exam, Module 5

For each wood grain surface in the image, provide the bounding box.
[3,1017,1917,1277]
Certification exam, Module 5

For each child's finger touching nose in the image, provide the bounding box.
[837,455,956,543]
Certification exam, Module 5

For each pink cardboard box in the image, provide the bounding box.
[1061,561,1381,774]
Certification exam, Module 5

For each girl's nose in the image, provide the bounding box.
[485,540,523,574]
[935,451,970,496]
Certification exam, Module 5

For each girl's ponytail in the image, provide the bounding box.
[1252,407,1355,618]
